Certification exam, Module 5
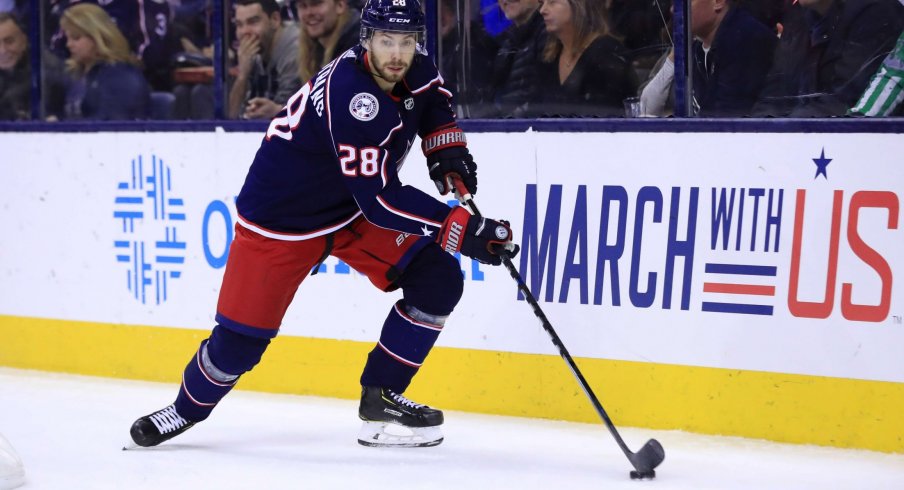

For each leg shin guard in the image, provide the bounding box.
[174,325,270,421]
[360,301,444,392]
[360,245,464,392]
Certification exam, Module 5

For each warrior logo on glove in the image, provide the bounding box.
[438,208,519,266]
[422,127,478,196]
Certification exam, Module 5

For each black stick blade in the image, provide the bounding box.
[630,438,665,473]
[629,470,656,480]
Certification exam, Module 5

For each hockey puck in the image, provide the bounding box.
[629,470,656,480]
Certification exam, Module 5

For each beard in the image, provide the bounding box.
[372,55,410,84]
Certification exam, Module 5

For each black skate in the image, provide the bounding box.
[126,405,195,448]
[357,386,444,448]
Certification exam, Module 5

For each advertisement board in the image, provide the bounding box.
[1,130,902,451]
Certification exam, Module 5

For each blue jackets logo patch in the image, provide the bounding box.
[350,93,379,121]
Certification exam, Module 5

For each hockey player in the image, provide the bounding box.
[128,0,518,449]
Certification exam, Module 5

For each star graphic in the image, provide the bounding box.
[812,148,832,179]
[421,225,434,237]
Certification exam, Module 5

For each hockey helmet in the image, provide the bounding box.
[360,0,427,55]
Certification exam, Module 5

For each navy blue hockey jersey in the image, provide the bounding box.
[235,46,458,240]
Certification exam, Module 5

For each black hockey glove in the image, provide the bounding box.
[422,127,477,196]
[437,207,520,266]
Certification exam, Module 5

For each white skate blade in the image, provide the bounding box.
[122,440,140,451]
[357,421,443,448]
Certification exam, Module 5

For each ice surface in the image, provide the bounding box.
[0,368,902,489]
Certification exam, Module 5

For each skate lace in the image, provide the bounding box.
[149,405,189,434]
[389,391,424,409]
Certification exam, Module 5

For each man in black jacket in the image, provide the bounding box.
[752,0,904,117]
[0,12,64,120]
[485,0,547,117]
[691,0,777,116]
[0,12,29,120]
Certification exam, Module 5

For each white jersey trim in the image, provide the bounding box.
[379,120,404,147]
[409,73,444,95]
[236,212,362,241]
[324,55,347,159]
[377,341,422,367]
[379,150,391,187]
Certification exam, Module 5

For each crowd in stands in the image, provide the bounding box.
[1,0,903,121]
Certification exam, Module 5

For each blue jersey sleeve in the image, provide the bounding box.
[405,66,459,141]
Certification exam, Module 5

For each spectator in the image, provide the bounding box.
[0,12,32,119]
[752,0,904,117]
[533,0,638,117]
[296,0,360,84]
[1,12,66,121]
[637,47,674,116]
[59,3,150,120]
[849,29,904,116]
[485,0,546,117]
[228,0,300,119]
[49,0,180,91]
[691,0,776,116]
[638,0,776,117]
[438,0,497,108]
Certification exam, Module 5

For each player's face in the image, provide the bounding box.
[235,4,278,48]
[539,0,572,38]
[367,31,417,84]
[297,0,347,40]
[0,19,27,71]
[63,26,97,67]
[498,0,539,26]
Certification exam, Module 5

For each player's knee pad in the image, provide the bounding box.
[399,243,463,316]
[206,324,271,376]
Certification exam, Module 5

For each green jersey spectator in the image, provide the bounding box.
[849,30,904,116]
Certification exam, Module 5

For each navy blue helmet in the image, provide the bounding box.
[360,0,427,55]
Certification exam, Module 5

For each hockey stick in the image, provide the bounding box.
[452,180,665,479]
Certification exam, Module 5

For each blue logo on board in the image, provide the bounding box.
[113,155,186,304]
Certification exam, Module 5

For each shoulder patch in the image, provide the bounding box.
[349,93,380,121]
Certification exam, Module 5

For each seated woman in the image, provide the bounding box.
[532,0,638,117]
[60,3,151,120]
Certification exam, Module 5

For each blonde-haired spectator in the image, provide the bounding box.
[296,0,361,84]
[60,3,150,120]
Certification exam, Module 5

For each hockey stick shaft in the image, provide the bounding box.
[452,181,663,473]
